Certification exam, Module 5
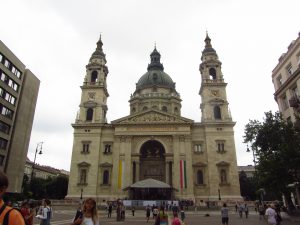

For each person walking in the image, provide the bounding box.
[107,203,112,218]
[153,206,159,220]
[71,198,99,225]
[36,199,51,225]
[155,205,169,225]
[244,203,249,218]
[221,203,229,225]
[180,206,185,223]
[146,205,151,222]
[131,206,135,216]
[0,172,25,225]
[265,204,277,225]
[258,204,265,220]
[20,201,34,225]
[238,203,244,218]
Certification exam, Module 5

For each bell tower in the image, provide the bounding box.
[76,36,109,124]
[199,33,232,123]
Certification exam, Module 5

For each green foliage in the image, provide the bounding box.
[239,171,257,200]
[22,175,69,200]
[243,111,300,208]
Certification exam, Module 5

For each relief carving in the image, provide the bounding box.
[120,112,179,123]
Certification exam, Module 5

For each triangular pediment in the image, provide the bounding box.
[99,162,113,167]
[216,161,230,167]
[111,109,193,124]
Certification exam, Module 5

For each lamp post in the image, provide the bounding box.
[246,144,256,167]
[30,142,43,180]
[80,188,83,200]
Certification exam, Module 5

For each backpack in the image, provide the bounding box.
[172,217,181,225]
[0,204,21,225]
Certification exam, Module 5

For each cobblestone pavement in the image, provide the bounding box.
[33,210,300,225]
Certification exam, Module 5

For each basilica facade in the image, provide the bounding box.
[67,35,241,203]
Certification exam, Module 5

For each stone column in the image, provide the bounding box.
[136,161,140,182]
[165,161,169,184]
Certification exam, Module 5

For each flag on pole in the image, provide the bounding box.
[180,160,187,189]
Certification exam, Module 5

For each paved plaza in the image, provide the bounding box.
[33,209,300,225]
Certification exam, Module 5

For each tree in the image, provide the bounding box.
[22,175,69,200]
[244,111,300,209]
[239,171,257,200]
[45,175,69,199]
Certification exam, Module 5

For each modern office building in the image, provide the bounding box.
[272,32,300,122]
[67,35,241,203]
[0,40,40,193]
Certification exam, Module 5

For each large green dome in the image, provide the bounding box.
[135,47,176,91]
[136,70,175,90]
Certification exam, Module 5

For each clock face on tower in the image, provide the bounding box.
[211,90,219,97]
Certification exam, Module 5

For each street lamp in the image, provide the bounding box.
[80,188,83,201]
[30,142,43,180]
[246,144,256,167]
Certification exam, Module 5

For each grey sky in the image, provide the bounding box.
[1,0,299,170]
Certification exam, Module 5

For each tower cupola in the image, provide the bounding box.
[147,47,164,71]
[90,35,106,63]
[202,33,217,56]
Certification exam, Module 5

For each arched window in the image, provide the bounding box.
[162,106,167,112]
[197,170,204,185]
[131,107,136,114]
[103,170,109,185]
[209,68,217,80]
[220,169,227,183]
[91,71,98,83]
[174,107,178,115]
[214,106,221,119]
[86,108,93,121]
[142,106,148,111]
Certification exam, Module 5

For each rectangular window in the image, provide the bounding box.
[8,79,19,92]
[104,144,112,154]
[291,87,299,96]
[216,140,225,153]
[287,64,293,76]
[276,75,283,87]
[0,87,4,98]
[0,137,8,150]
[4,92,16,105]
[82,142,90,153]
[4,59,10,68]
[0,54,3,63]
[0,155,4,166]
[194,144,203,153]
[0,121,10,134]
[0,104,14,119]
[1,71,6,82]
[282,95,289,110]
[15,70,21,79]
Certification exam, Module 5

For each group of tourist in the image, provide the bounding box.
[220,201,283,225]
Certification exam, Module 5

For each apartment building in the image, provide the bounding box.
[272,32,300,122]
[0,40,40,193]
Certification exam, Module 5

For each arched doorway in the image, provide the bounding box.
[140,140,165,181]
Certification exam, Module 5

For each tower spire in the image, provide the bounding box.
[90,34,106,61]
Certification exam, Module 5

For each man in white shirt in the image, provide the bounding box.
[265,204,276,225]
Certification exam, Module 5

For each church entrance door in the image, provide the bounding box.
[140,140,166,182]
